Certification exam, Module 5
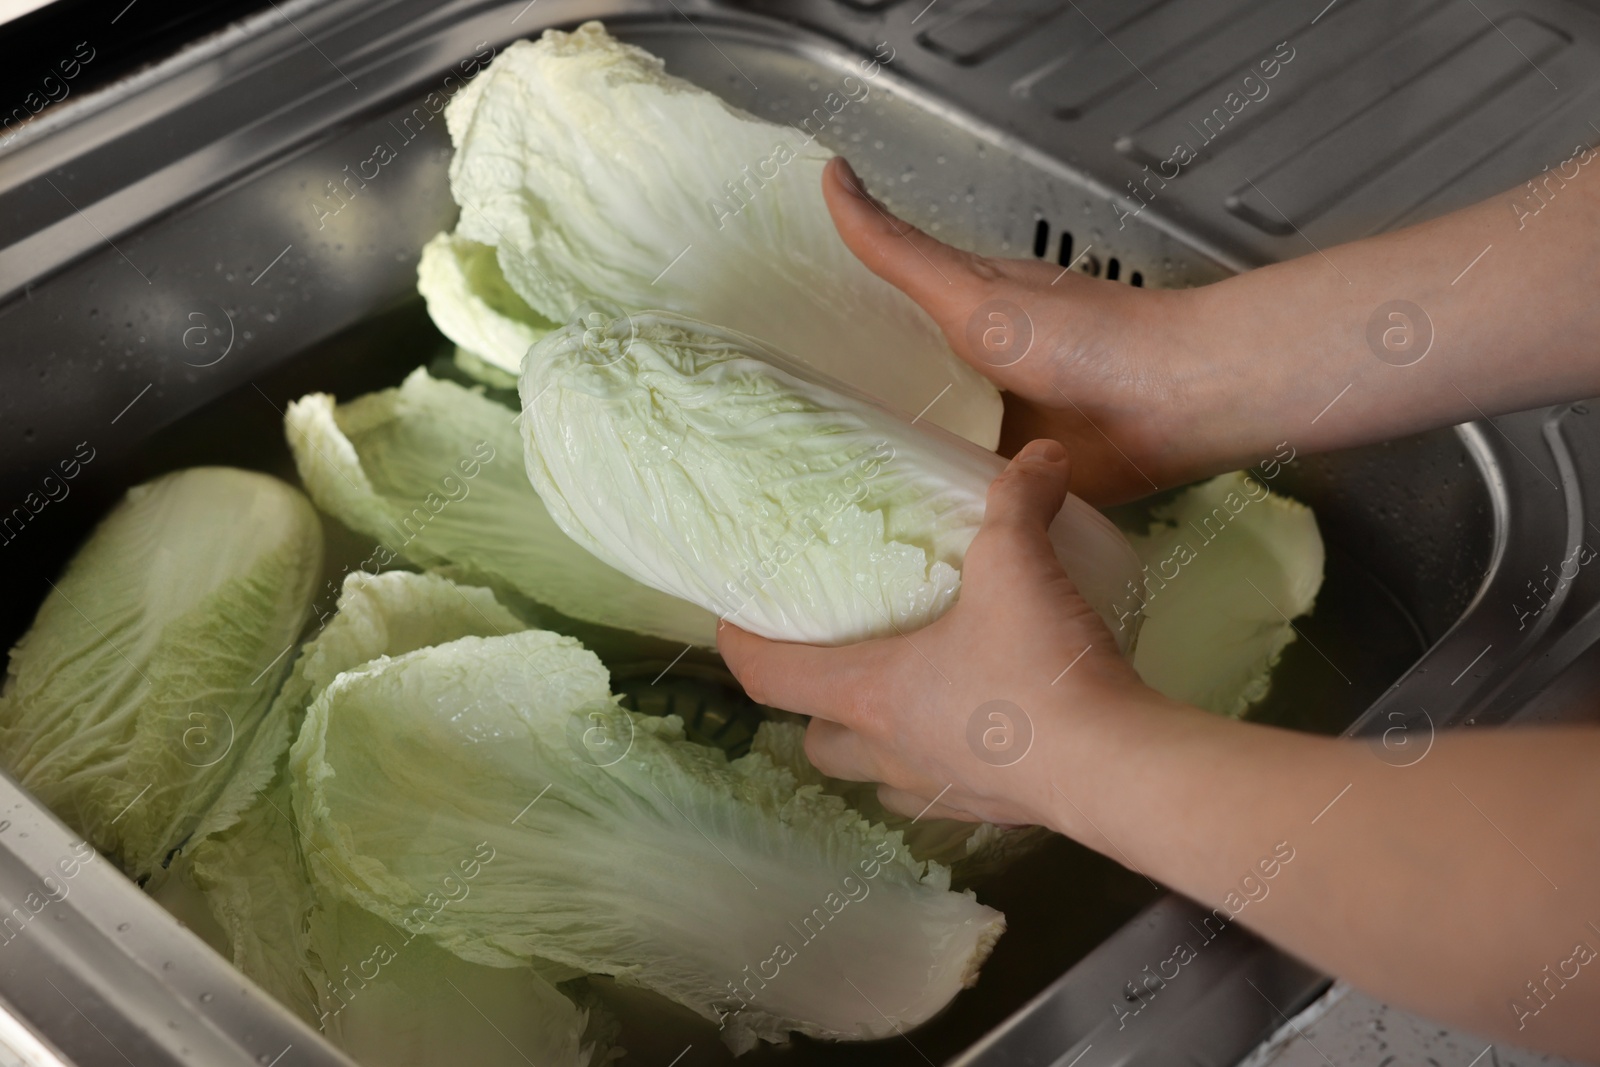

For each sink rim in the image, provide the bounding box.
[0,3,1594,1066]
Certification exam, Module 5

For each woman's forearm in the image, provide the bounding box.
[1038,700,1600,1054]
[1154,166,1600,476]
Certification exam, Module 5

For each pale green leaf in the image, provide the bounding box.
[440,21,1001,447]
[284,368,718,646]
[1126,472,1326,717]
[290,630,1004,1051]
[0,468,322,882]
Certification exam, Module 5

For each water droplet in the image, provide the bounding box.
[117,922,130,932]
[199,992,214,1004]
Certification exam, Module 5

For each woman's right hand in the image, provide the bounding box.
[823,157,1224,505]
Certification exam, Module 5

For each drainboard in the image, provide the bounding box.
[1,3,1598,1066]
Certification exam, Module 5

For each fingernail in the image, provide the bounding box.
[1019,439,1067,464]
[835,157,871,200]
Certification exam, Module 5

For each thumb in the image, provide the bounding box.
[823,157,1010,347]
[964,439,1075,583]
[985,439,1072,534]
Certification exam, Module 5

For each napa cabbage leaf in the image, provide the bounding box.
[284,368,718,646]
[289,629,1005,1052]
[1125,472,1325,717]
[434,21,1002,448]
[0,467,321,883]
[310,893,611,1067]
[750,720,1046,885]
[519,311,1142,647]
[417,231,554,389]
[272,568,528,729]
[178,570,608,1067]
[185,776,607,1067]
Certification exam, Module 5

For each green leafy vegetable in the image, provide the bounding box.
[180,571,608,1067]
[184,568,531,1021]
[186,777,321,1021]
[186,776,607,1067]
[434,21,1002,447]
[417,231,554,387]
[289,628,1004,1052]
[284,367,718,646]
[272,568,528,728]
[451,346,520,392]
[520,311,1142,647]
[1124,472,1325,717]
[0,467,321,883]
[310,895,610,1067]
[751,720,1046,885]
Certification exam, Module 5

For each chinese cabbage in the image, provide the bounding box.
[284,368,718,646]
[519,311,1141,647]
[181,571,607,1066]
[417,231,554,387]
[290,629,1004,1051]
[436,21,1002,447]
[750,720,1046,885]
[0,467,321,883]
[1125,473,1325,717]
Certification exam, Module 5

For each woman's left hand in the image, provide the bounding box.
[718,439,1167,828]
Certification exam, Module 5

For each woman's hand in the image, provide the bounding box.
[759,163,1600,1058]
[828,156,1600,502]
[718,439,1171,828]
[824,157,1216,505]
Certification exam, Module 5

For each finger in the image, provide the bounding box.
[717,621,887,728]
[822,157,994,329]
[984,438,1072,536]
[965,439,1080,587]
[825,158,1077,396]
[804,718,882,783]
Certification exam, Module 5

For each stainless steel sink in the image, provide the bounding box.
[2,2,1599,1065]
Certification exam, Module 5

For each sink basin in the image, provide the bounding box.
[1,3,1595,1065]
